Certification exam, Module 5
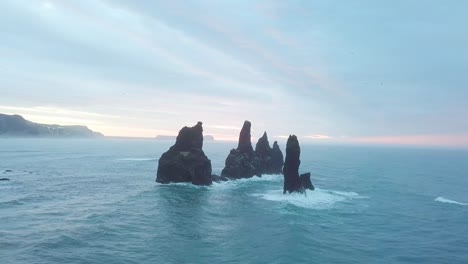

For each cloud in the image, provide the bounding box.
[304,134,333,140]
[1,0,467,144]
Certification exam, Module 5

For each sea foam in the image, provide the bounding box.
[435,197,468,206]
[253,188,365,209]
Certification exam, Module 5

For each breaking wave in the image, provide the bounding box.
[253,188,366,209]
[435,197,468,206]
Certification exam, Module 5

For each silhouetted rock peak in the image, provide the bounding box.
[222,122,284,179]
[285,135,300,169]
[255,131,271,156]
[272,141,280,150]
[156,122,212,186]
[254,132,284,174]
[270,141,284,174]
[283,135,304,194]
[221,121,260,179]
[237,120,254,154]
[172,121,203,151]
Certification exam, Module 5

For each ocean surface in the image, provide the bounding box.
[1,138,468,264]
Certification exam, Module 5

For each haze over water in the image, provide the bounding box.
[1,139,467,263]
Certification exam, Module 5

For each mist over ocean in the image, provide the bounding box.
[1,138,468,263]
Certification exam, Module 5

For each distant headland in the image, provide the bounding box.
[0,113,103,138]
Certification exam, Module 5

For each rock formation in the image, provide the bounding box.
[283,135,315,194]
[221,121,262,179]
[221,121,285,179]
[237,121,254,154]
[300,172,315,190]
[211,174,230,183]
[283,135,304,194]
[271,141,284,173]
[255,132,284,174]
[156,122,212,185]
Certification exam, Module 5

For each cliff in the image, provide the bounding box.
[0,114,103,138]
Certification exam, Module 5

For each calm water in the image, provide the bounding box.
[1,138,468,263]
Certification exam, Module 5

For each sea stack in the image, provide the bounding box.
[238,120,254,154]
[271,141,284,173]
[300,172,314,191]
[283,135,305,194]
[156,122,212,185]
[221,121,262,179]
[255,132,284,174]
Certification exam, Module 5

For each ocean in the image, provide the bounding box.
[1,138,467,263]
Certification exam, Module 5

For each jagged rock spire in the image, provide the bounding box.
[283,135,304,194]
[237,120,254,154]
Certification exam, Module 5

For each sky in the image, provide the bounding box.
[1,0,467,147]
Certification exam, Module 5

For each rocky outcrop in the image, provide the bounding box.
[300,172,315,190]
[255,132,284,174]
[283,135,304,194]
[211,174,230,183]
[271,141,284,173]
[156,122,212,186]
[221,121,285,179]
[237,121,254,154]
[283,135,315,194]
[221,121,262,179]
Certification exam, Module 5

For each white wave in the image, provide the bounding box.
[155,182,207,189]
[239,174,282,182]
[211,174,282,190]
[154,175,282,191]
[253,188,365,209]
[117,158,157,162]
[435,197,468,206]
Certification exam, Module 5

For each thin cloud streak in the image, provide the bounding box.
[305,134,333,140]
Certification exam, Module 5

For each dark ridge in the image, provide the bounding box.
[0,113,103,137]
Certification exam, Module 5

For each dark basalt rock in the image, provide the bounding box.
[271,141,284,173]
[211,174,230,183]
[237,121,254,155]
[283,135,305,194]
[255,132,284,174]
[300,172,315,190]
[221,148,262,179]
[221,121,262,179]
[156,122,212,186]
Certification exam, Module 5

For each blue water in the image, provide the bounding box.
[1,138,468,263]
